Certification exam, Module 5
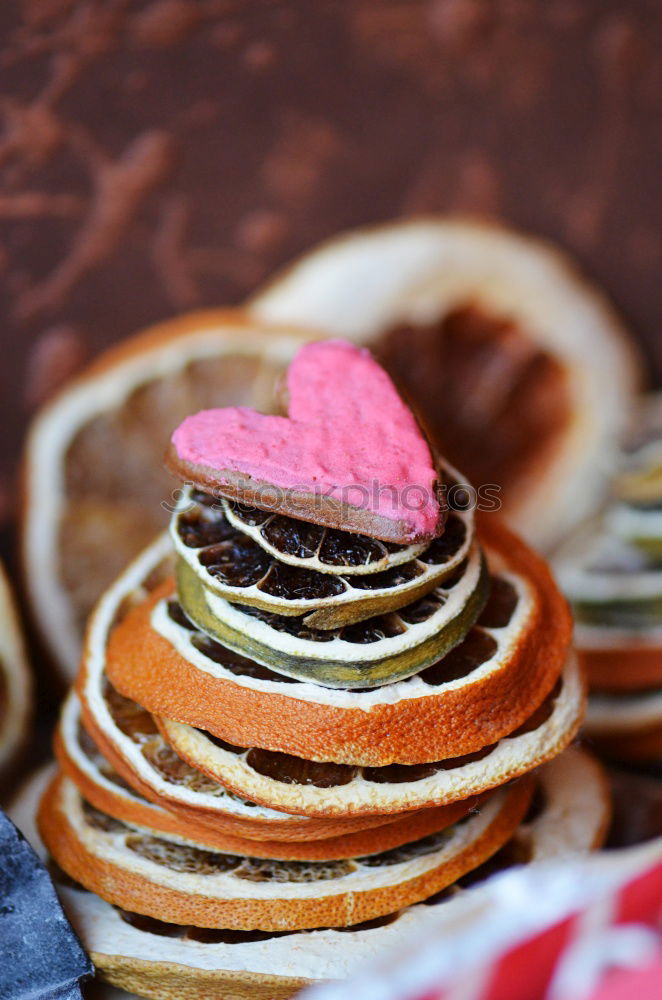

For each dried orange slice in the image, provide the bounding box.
[555,518,662,691]
[591,721,662,764]
[155,657,583,817]
[575,633,662,693]
[251,218,641,552]
[586,687,662,763]
[0,562,32,782]
[11,748,608,999]
[557,528,662,633]
[21,310,313,681]
[37,771,533,932]
[57,692,479,862]
[170,481,473,630]
[100,518,571,764]
[75,670,404,843]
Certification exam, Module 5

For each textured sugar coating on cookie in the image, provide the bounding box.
[171,340,440,539]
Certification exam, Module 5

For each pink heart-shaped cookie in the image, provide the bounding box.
[167,340,443,543]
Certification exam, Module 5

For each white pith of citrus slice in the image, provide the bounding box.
[155,654,583,816]
[171,539,488,688]
[10,748,609,996]
[221,499,429,574]
[21,311,313,682]
[0,563,32,779]
[250,217,641,552]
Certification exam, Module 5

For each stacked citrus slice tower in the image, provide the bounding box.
[37,340,605,998]
[558,394,662,763]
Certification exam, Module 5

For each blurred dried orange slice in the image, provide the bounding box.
[22,311,312,682]
[251,218,642,552]
[0,562,32,784]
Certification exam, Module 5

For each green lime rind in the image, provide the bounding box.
[606,503,662,559]
[175,553,490,689]
[573,594,662,630]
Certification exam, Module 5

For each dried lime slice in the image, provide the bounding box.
[222,499,427,574]
[556,528,662,630]
[170,488,473,630]
[172,541,489,688]
[606,503,662,560]
[216,460,471,576]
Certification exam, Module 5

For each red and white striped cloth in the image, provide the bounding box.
[301,840,662,1000]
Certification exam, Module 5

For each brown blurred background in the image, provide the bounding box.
[2,0,662,554]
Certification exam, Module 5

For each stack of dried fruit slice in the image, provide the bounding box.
[14,746,609,1000]
[24,223,643,688]
[33,339,602,998]
[557,394,662,763]
[0,562,32,788]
